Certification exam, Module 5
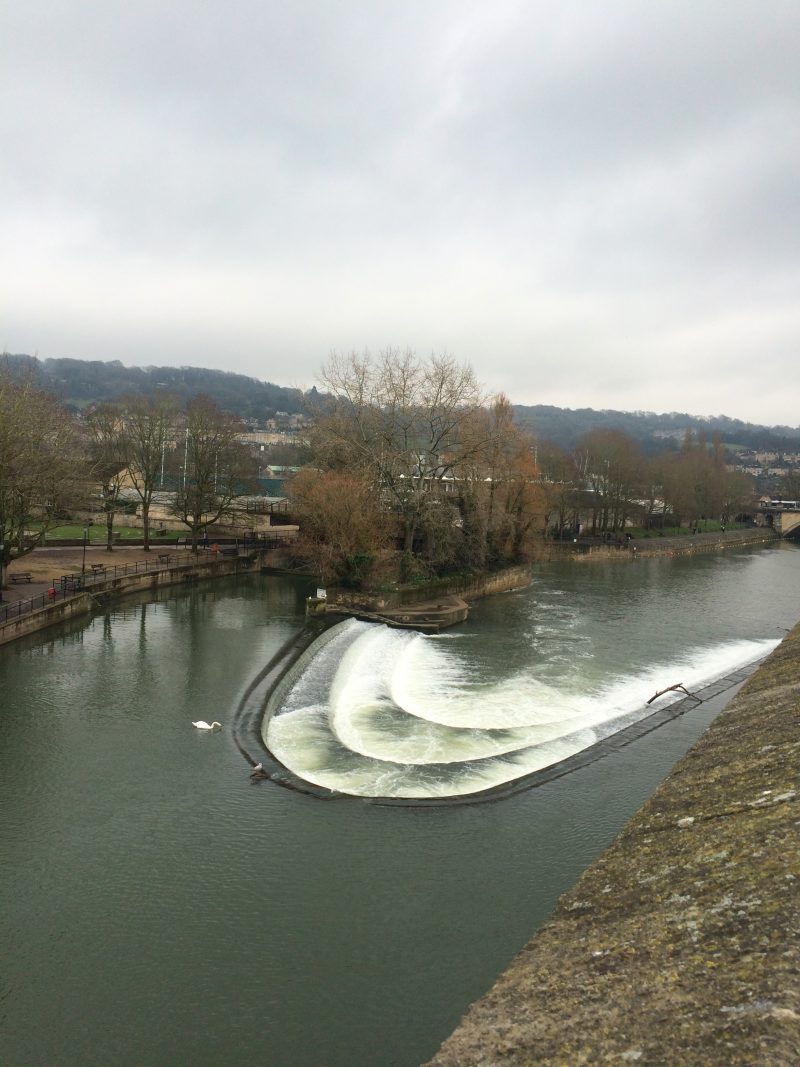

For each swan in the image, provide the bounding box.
[192,720,222,730]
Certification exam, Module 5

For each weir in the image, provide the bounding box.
[3,547,799,1067]
[250,547,791,803]
[244,616,768,806]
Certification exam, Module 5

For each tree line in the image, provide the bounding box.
[0,350,771,595]
[8,352,800,455]
[1,362,258,587]
[286,351,757,587]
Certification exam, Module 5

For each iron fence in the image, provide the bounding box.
[1,536,293,626]
[1,557,171,624]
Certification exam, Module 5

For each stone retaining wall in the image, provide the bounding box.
[328,564,532,613]
[0,592,95,645]
[527,527,779,564]
[0,556,257,646]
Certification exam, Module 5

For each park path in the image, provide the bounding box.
[2,544,194,607]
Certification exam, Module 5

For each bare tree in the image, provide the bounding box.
[721,468,754,523]
[85,404,130,551]
[575,429,643,535]
[537,442,580,539]
[456,394,544,564]
[0,368,85,595]
[779,469,800,503]
[119,394,178,550]
[172,396,257,552]
[287,467,389,585]
[662,429,742,527]
[314,349,486,569]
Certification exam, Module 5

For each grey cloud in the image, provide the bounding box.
[1,1,799,424]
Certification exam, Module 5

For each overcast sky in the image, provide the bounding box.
[2,1,798,425]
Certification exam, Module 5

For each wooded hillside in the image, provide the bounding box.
[3,354,308,422]
[514,403,800,453]
[5,353,799,451]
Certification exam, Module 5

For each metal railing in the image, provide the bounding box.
[1,556,174,624]
[1,535,295,626]
[1,585,73,623]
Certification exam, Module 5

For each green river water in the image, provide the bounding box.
[1,543,798,1066]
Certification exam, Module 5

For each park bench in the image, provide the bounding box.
[157,553,175,564]
[90,563,106,575]
[10,572,33,583]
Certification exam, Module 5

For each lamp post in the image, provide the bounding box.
[81,520,93,576]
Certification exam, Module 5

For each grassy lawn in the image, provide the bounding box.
[42,524,153,542]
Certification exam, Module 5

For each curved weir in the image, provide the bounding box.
[252,617,776,803]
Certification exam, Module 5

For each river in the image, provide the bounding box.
[1,543,798,1066]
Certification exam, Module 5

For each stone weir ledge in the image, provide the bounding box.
[426,620,800,1066]
[312,564,533,632]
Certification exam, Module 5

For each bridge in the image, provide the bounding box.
[760,500,800,538]
[774,509,800,537]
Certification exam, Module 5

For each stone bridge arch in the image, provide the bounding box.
[774,510,800,538]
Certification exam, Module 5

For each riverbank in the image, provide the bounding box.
[547,525,780,562]
[0,529,783,642]
[0,545,256,645]
[427,617,800,1065]
[322,564,532,632]
[314,531,779,629]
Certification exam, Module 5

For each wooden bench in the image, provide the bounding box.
[157,553,174,564]
[90,563,106,575]
[10,572,33,583]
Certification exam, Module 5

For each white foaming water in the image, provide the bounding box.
[265,620,778,800]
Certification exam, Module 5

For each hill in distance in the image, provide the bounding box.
[513,404,800,454]
[4,353,799,452]
[3,353,310,422]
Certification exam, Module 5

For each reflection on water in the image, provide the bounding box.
[1,548,799,1067]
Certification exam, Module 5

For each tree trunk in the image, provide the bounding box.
[142,505,151,551]
[106,511,114,551]
[403,517,416,556]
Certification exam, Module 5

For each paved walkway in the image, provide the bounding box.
[1,544,195,612]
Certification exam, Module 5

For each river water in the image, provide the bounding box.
[1,544,798,1066]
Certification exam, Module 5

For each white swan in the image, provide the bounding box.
[192,720,222,730]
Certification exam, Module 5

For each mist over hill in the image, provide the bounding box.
[4,353,799,452]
